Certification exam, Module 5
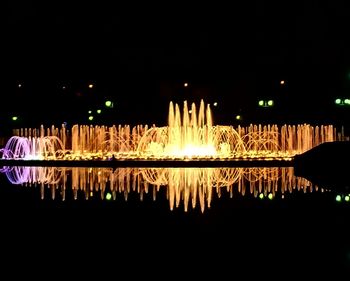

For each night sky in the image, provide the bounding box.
[3,1,350,127]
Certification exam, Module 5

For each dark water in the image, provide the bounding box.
[0,166,349,277]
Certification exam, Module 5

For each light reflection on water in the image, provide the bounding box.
[0,166,324,212]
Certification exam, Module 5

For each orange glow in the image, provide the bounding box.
[4,100,339,161]
[2,166,321,213]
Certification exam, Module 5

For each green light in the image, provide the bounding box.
[336,195,342,202]
[344,99,350,105]
[105,100,112,107]
[259,193,264,199]
[268,193,273,200]
[335,98,342,105]
[106,193,112,200]
[267,100,274,106]
[96,109,102,114]
[88,116,94,121]
[258,100,264,106]
[88,110,92,114]
[12,116,18,121]
[235,115,241,120]
[345,195,349,202]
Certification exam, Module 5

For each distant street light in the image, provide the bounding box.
[105,100,113,108]
[258,99,274,107]
[335,98,350,106]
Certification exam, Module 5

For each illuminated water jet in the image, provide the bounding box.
[0,100,342,161]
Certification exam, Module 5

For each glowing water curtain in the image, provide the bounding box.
[0,100,338,160]
[0,166,322,212]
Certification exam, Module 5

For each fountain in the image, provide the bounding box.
[0,99,342,164]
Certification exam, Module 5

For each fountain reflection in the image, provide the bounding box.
[0,166,322,212]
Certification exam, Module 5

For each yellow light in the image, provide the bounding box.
[213,102,218,107]
[259,193,264,199]
[88,116,94,121]
[96,109,102,114]
[12,116,18,121]
[88,110,92,114]
[268,193,273,200]
[105,100,112,107]
[258,100,264,106]
[236,115,241,120]
[106,193,112,200]
[267,100,274,106]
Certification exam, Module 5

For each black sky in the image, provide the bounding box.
[5,1,350,77]
[2,1,350,127]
